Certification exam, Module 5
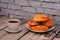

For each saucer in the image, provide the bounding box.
[5,26,22,33]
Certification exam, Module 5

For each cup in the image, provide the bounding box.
[6,19,20,31]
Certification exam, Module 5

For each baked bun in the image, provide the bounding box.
[33,14,49,22]
[44,18,54,27]
[27,20,39,25]
[27,14,54,32]
[30,25,48,32]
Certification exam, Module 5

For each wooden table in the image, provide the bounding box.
[0,16,60,40]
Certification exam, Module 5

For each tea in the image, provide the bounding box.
[6,19,20,31]
[8,21,18,23]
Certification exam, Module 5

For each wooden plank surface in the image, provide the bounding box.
[0,16,9,39]
[19,33,47,40]
[0,30,8,39]
[0,16,9,30]
[19,32,35,40]
[54,38,60,40]
[37,35,48,40]
[30,34,40,40]
[0,24,28,40]
[0,16,60,40]
[0,16,11,39]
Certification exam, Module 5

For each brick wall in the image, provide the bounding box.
[0,0,60,19]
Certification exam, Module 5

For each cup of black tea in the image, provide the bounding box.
[6,19,20,31]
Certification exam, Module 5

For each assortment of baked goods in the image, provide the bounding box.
[43,18,54,27]
[27,20,39,25]
[27,14,54,32]
[30,25,48,32]
[33,14,49,22]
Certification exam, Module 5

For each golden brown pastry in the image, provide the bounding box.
[44,18,54,27]
[30,25,48,32]
[33,14,49,22]
[27,14,54,32]
[27,20,39,25]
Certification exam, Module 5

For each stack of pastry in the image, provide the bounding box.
[27,14,54,32]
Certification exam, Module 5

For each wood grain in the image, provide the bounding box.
[0,24,28,40]
[0,16,60,40]
[19,32,35,40]
[0,30,8,39]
